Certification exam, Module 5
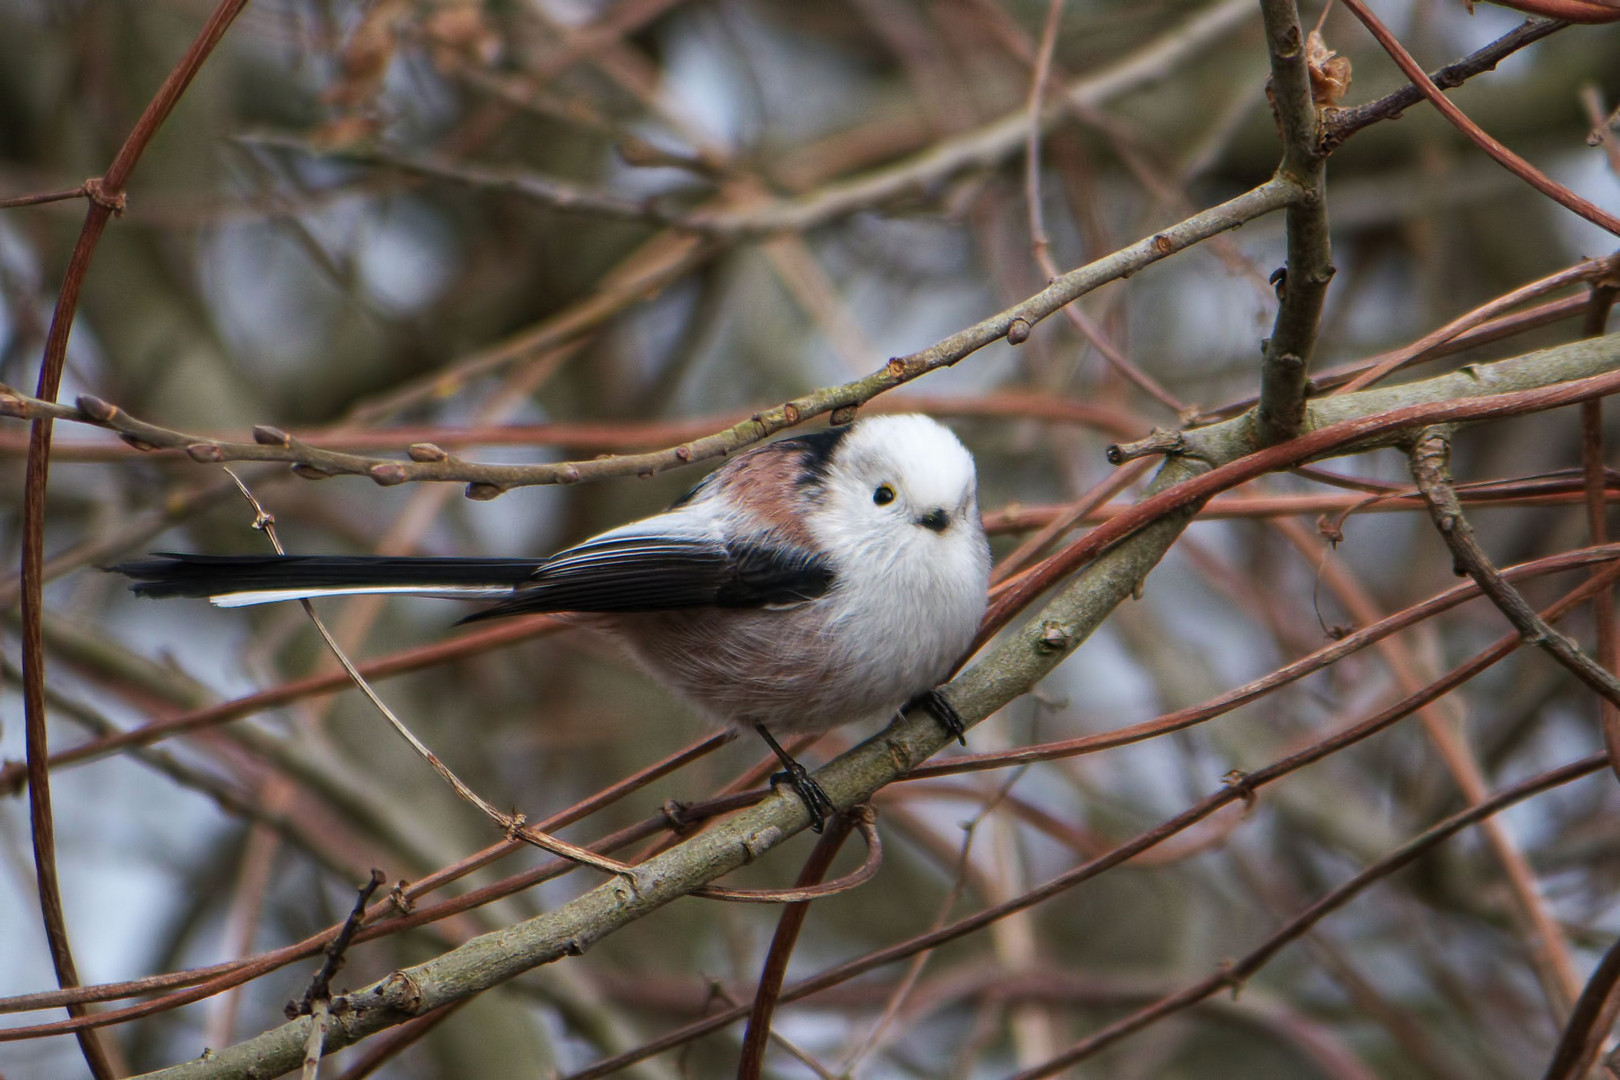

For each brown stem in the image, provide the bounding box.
[736,810,859,1079]
[1000,755,1610,1079]
[1410,429,1620,710]
[1582,283,1620,782]
[1540,931,1620,1080]
[1339,0,1619,236]
[19,4,251,1076]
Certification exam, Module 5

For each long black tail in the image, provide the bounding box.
[111,553,541,607]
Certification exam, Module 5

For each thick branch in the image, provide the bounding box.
[1256,0,1332,445]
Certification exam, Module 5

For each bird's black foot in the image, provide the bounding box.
[769,764,834,834]
[907,688,967,746]
[754,723,835,833]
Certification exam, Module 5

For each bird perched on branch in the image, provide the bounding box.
[114,414,992,830]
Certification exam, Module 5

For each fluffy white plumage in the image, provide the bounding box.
[603,414,990,734]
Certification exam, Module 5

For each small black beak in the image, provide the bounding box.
[918,508,949,533]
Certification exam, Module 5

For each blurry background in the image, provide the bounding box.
[1,0,1619,1077]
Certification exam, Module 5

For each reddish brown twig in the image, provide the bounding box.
[1540,930,1620,1080]
[1581,282,1620,782]
[927,544,1620,779]
[984,363,1620,641]
[696,807,880,903]
[1335,254,1620,395]
[0,616,564,793]
[330,999,470,1080]
[1339,0,1620,236]
[1001,754,1610,1079]
[1490,0,1620,23]
[18,4,251,1076]
[737,809,860,1079]
[0,185,105,211]
[1412,430,1620,710]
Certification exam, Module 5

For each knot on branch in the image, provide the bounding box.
[82,177,126,215]
[1108,428,1186,464]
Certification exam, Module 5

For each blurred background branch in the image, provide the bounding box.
[2,1,1619,1078]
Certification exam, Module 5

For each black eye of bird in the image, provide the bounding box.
[873,484,896,506]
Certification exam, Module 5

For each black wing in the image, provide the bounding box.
[460,528,833,621]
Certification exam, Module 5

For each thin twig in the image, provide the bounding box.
[329,1000,470,1080]
[1410,429,1620,710]
[1541,931,1620,1080]
[291,871,387,1019]
[1339,0,1619,236]
[300,999,331,1080]
[218,468,635,879]
[694,809,880,902]
[18,3,253,1076]
[0,614,564,792]
[737,810,860,1079]
[926,543,1620,779]
[0,179,1295,496]
[1022,0,1065,267]
[1580,282,1620,782]
[1322,17,1567,150]
[985,339,1620,641]
[0,184,101,211]
[1334,253,1620,395]
[1000,755,1610,1079]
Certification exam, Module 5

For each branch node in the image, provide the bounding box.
[1221,768,1258,810]
[81,177,126,215]
[291,463,333,480]
[1007,317,1032,345]
[740,826,783,862]
[1038,620,1074,653]
[379,970,424,1016]
[253,424,292,447]
[185,441,224,463]
[465,481,503,501]
[662,799,699,834]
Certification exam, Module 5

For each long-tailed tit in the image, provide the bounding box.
[114,414,992,829]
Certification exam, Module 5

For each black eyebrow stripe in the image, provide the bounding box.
[775,425,851,487]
